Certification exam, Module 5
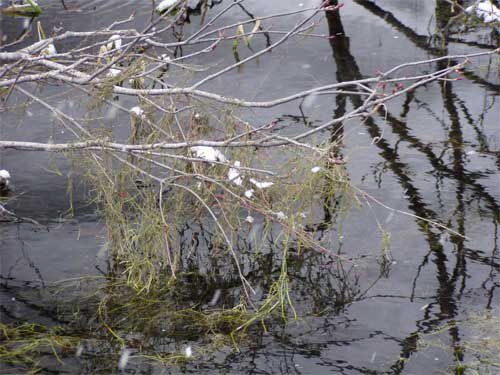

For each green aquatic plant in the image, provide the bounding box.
[0,323,79,373]
[0,0,41,17]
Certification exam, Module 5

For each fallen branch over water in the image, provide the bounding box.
[1,1,494,302]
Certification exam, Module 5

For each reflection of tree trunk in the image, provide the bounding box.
[439,63,467,366]
[353,0,499,92]
[326,2,361,143]
[435,0,462,42]
[325,4,465,372]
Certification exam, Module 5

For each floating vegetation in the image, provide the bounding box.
[0,323,79,373]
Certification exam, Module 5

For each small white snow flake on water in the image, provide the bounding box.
[118,348,132,370]
[76,344,83,357]
[302,92,318,111]
[185,346,192,357]
[245,215,254,223]
[420,304,429,311]
[208,289,222,306]
[97,241,109,260]
[311,166,321,173]
[439,233,449,245]
[370,352,377,363]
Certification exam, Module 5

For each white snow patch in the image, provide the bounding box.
[156,0,177,12]
[245,215,254,223]
[0,169,11,180]
[191,146,226,162]
[249,178,273,189]
[275,211,287,220]
[311,166,321,173]
[227,161,243,186]
[466,1,500,22]
[244,189,254,198]
[106,35,122,50]
[0,169,10,187]
[42,43,57,56]
[130,106,145,117]
[106,67,121,77]
[185,346,192,358]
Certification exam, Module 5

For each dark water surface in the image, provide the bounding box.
[1,1,499,374]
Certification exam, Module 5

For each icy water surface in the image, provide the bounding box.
[1,1,499,374]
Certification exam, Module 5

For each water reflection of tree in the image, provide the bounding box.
[325,1,499,373]
[353,0,500,92]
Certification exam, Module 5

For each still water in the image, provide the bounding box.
[1,1,499,373]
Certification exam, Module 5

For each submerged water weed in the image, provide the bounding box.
[0,323,79,374]
[417,312,500,374]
